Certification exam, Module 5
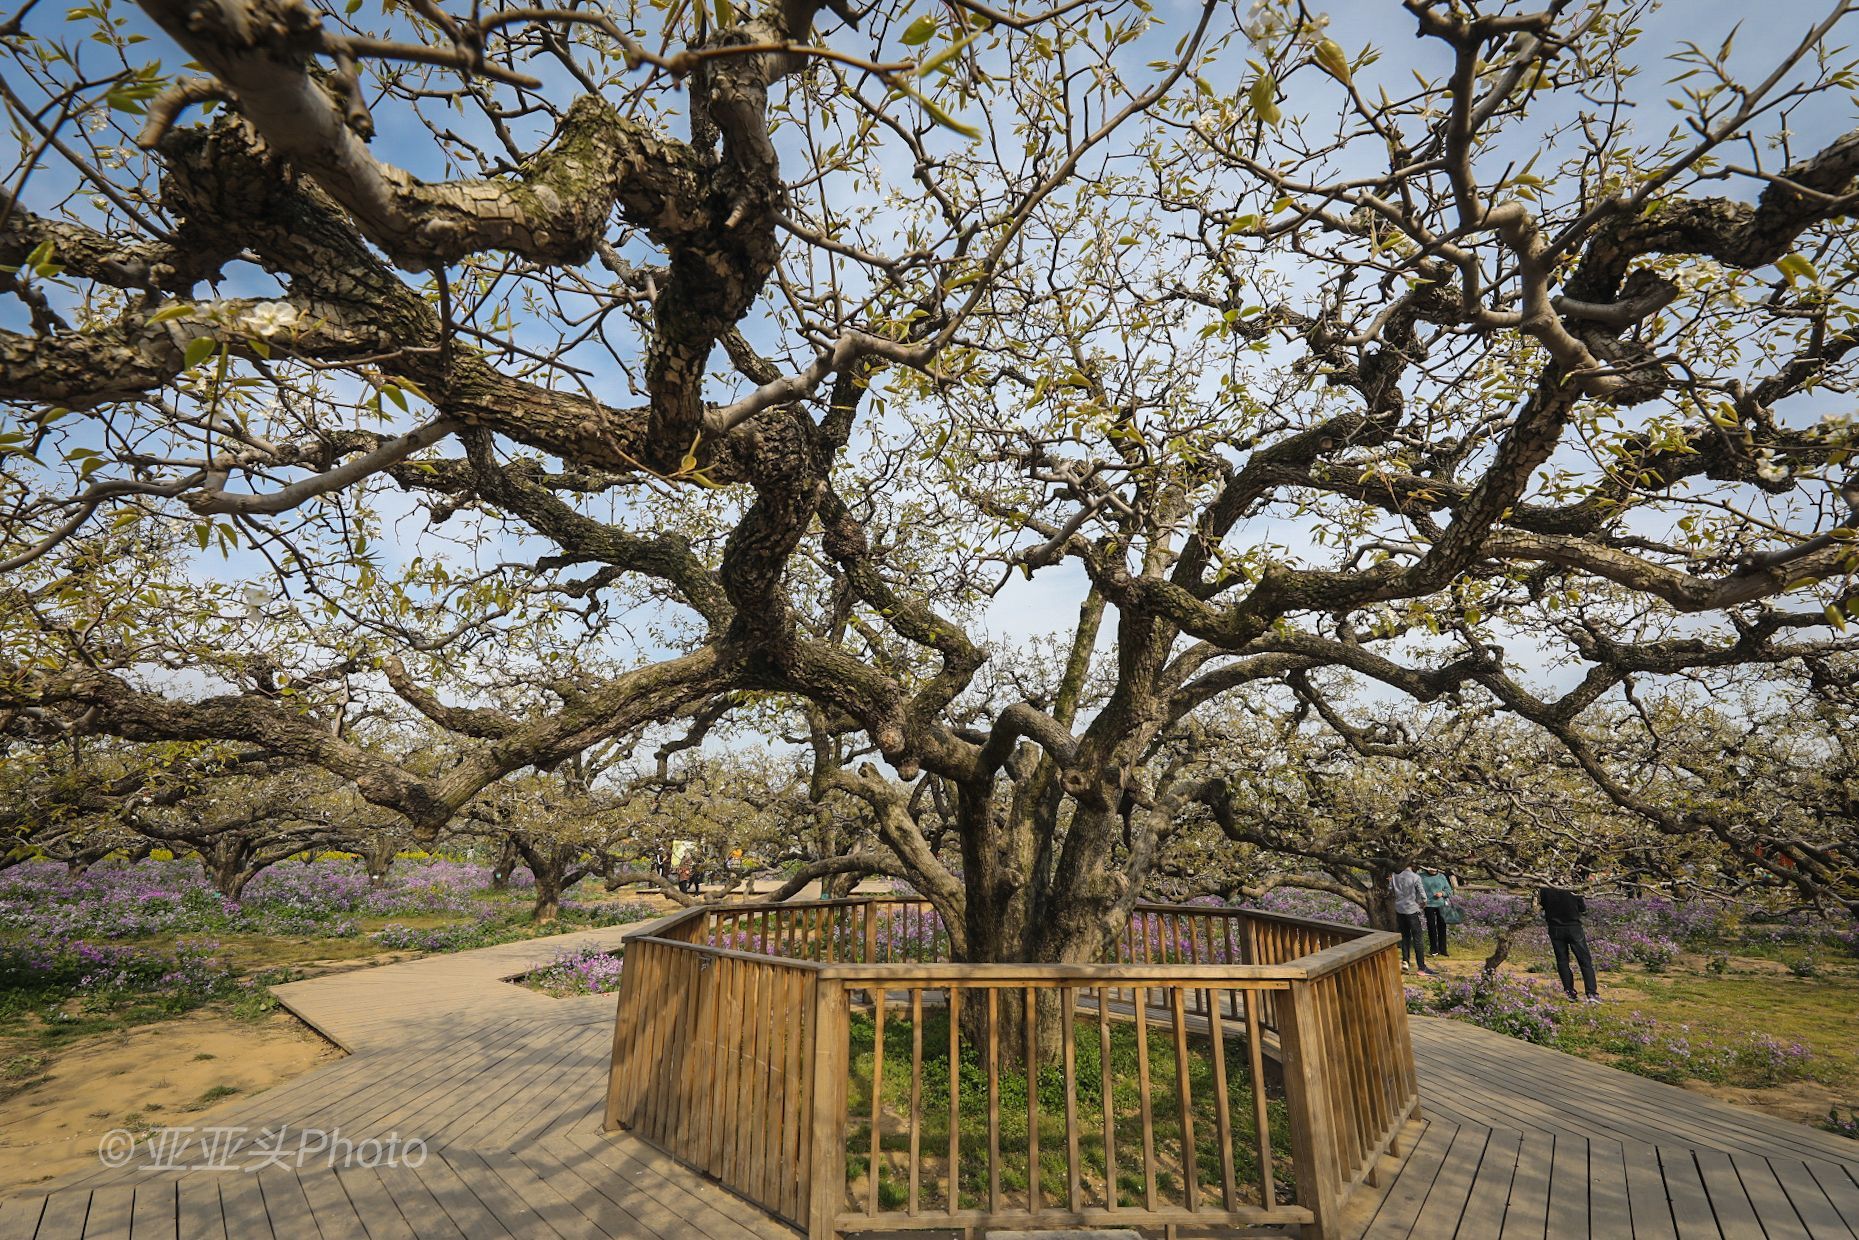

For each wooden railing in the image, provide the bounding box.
[604,898,1418,1239]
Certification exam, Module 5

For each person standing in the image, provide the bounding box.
[1539,883,1599,1001]
[1389,861,1432,974]
[1421,865,1455,958]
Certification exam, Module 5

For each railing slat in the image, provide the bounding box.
[1169,986,1198,1213]
[908,987,922,1216]
[1245,980,1275,1209]
[1098,986,1117,1212]
[1134,984,1157,1212]
[986,988,1001,1215]
[1025,986,1040,1216]
[868,979,885,1215]
[1206,986,1238,1212]
[1062,986,1081,1214]
[948,986,961,1215]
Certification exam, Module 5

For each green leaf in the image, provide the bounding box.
[894,80,980,138]
[918,26,983,76]
[900,14,936,45]
[183,336,217,369]
[147,302,193,325]
[1826,602,1847,632]
[712,0,732,28]
[1246,73,1281,126]
[1313,37,1351,85]
[1777,253,1818,285]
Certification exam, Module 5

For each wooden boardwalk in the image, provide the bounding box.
[1,924,1855,1239]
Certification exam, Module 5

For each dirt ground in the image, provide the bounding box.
[1686,1078,1854,1130]
[0,1012,339,1193]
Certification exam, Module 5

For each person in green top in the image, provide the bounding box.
[1421,866,1455,958]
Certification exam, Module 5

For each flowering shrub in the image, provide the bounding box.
[1239,889,1367,926]
[0,935,252,1024]
[1575,1020,1816,1088]
[1824,1108,1859,1141]
[1410,973,1819,1090]
[1420,971,1566,1044]
[526,945,624,996]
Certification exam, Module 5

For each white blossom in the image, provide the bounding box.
[244,301,301,338]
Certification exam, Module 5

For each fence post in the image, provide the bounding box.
[806,977,850,1240]
[602,947,638,1131]
[1281,979,1344,1240]
[863,900,878,964]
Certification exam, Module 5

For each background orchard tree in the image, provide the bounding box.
[3,0,1859,1050]
[1560,660,1859,918]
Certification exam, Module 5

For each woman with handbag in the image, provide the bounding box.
[1421,865,1457,957]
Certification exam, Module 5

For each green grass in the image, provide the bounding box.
[843,1003,1295,1213]
[1428,934,1859,1096]
[182,1083,241,1111]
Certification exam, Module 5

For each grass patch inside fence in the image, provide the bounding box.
[844,996,1296,1216]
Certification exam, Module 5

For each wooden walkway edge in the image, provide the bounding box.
[2,922,1855,1238]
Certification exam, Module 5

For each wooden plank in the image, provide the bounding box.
[297,1160,372,1240]
[1454,1127,1522,1237]
[1804,1161,1859,1233]
[431,1151,561,1239]
[1691,1146,1768,1240]
[509,1139,673,1240]
[1721,1153,1813,1240]
[254,1169,319,1240]
[364,1164,469,1240]
[1497,1130,1554,1240]
[1767,1157,1858,1240]
[554,1127,783,1239]
[127,1181,176,1240]
[331,1166,420,1240]
[171,1180,229,1240]
[77,1186,132,1240]
[1588,1136,1634,1240]
[214,1172,276,1240]
[1542,1132,1589,1240]
[1662,1146,1730,1238]
[1405,1124,1491,1238]
[1621,1143,1679,1240]
[405,1149,515,1240]
[1352,1117,1455,1237]
[471,1149,607,1240]
[0,1195,46,1240]
[30,1193,88,1240]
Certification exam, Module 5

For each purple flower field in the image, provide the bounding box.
[1405,969,1819,1089]
[0,858,659,1027]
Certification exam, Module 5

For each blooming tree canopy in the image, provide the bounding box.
[4,0,1859,960]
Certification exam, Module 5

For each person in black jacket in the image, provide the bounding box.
[1539,884,1599,1001]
